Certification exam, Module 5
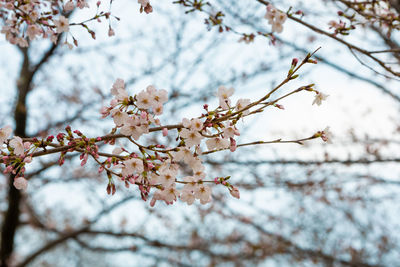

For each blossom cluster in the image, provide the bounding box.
[98,80,246,206]
[0,0,115,47]
[0,53,331,207]
[264,4,287,33]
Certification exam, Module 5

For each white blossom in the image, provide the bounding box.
[0,125,12,145]
[54,16,69,33]
[180,129,203,148]
[312,92,329,106]
[217,86,234,109]
[13,177,28,190]
[10,136,24,156]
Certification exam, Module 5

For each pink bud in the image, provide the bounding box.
[230,186,240,199]
[230,138,237,152]
[150,197,157,207]
[4,165,13,174]
[291,58,298,67]
[162,128,168,137]
[147,162,154,169]
[106,184,111,195]
[108,27,115,37]
[96,1,101,7]
[23,156,32,163]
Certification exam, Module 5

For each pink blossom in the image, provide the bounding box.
[0,125,12,144]
[206,137,230,151]
[180,129,203,148]
[321,127,333,143]
[180,189,195,205]
[122,158,144,176]
[26,25,41,41]
[136,91,153,109]
[264,4,287,33]
[64,1,75,11]
[54,16,70,33]
[194,184,212,204]
[111,109,129,127]
[217,86,234,109]
[312,92,329,106]
[235,98,251,115]
[13,177,28,190]
[10,136,24,156]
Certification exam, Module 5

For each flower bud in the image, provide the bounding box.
[230,186,240,199]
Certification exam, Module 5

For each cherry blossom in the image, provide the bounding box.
[217,86,234,109]
[182,118,203,131]
[121,158,144,176]
[9,136,24,156]
[180,189,195,205]
[13,177,28,191]
[0,125,12,145]
[147,86,168,108]
[312,92,329,106]
[173,147,195,164]
[206,137,230,151]
[235,99,251,115]
[54,16,70,33]
[136,91,153,109]
[157,168,177,187]
[264,4,287,33]
[111,109,129,127]
[64,1,75,12]
[120,116,148,140]
[194,184,212,204]
[321,127,333,143]
[180,129,203,148]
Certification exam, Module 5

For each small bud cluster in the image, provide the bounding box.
[138,0,153,14]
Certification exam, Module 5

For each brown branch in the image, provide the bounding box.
[18,196,136,267]
[256,0,400,78]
